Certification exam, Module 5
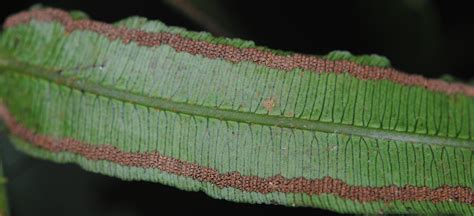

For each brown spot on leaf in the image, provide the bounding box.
[262,97,276,112]
[285,111,294,117]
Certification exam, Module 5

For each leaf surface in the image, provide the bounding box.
[0,7,472,214]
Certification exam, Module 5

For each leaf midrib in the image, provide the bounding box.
[0,53,472,150]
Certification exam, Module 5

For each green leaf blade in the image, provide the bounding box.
[0,7,472,214]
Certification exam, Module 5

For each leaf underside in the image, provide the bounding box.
[0,7,472,214]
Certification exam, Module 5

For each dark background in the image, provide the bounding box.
[0,1,473,215]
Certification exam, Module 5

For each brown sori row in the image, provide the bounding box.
[0,104,472,205]
[4,8,474,97]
